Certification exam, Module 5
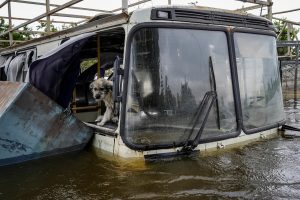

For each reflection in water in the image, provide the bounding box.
[1,139,300,199]
[1,102,300,199]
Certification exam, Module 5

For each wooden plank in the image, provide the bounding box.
[234,0,271,6]
[122,0,128,12]
[0,13,129,54]
[0,0,84,38]
[0,40,25,43]
[0,15,78,24]
[72,105,100,111]
[52,13,92,19]
[273,17,300,26]
[14,30,45,34]
[0,0,9,9]
[11,0,112,13]
[111,0,151,12]
[272,8,300,16]
[7,0,13,46]
[235,5,264,12]
[46,0,50,33]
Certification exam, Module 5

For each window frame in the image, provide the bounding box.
[232,28,286,134]
[120,22,242,151]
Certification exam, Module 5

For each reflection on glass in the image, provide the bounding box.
[125,28,237,148]
[234,33,285,130]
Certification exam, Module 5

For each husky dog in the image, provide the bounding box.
[90,78,114,126]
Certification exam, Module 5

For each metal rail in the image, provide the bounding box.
[0,0,148,46]
[272,8,300,16]
[0,0,299,48]
[273,17,300,26]
[0,15,79,24]
[0,0,84,38]
[235,5,264,12]
[111,0,151,12]
[0,0,9,9]
[234,0,272,6]
[11,0,112,13]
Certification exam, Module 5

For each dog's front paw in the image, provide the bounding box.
[97,121,105,126]
[111,117,119,124]
[95,115,103,122]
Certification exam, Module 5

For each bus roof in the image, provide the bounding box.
[0,5,273,55]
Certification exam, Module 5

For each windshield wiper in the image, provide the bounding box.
[181,90,217,152]
[209,56,220,130]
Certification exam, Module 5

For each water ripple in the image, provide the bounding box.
[171,189,249,199]
[168,175,235,184]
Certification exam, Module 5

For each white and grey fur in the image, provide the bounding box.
[90,78,114,126]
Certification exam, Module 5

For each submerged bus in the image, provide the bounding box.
[0,6,286,162]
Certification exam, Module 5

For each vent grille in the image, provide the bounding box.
[152,9,272,30]
[174,10,270,29]
[175,10,211,21]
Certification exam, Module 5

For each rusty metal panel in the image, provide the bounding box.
[0,81,26,116]
[0,81,93,166]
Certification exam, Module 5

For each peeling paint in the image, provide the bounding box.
[0,81,93,166]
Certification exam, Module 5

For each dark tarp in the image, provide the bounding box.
[0,55,8,81]
[29,33,95,108]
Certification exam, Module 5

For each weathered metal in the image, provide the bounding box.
[0,81,93,166]
[0,0,84,38]
[0,13,129,55]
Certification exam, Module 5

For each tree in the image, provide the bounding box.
[0,18,62,48]
[274,19,299,56]
[0,18,34,48]
[36,21,58,35]
[62,23,76,30]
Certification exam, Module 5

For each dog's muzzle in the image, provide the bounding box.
[95,94,101,99]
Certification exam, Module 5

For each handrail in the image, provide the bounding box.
[0,0,149,46]
[0,0,84,38]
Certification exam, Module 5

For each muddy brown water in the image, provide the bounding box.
[1,102,300,200]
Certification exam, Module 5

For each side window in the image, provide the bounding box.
[234,33,285,131]
[6,49,36,82]
[70,29,125,130]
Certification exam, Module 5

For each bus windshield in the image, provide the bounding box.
[234,33,285,131]
[124,28,237,148]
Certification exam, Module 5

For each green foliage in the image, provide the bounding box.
[80,58,98,72]
[0,18,35,48]
[0,18,62,48]
[80,58,113,78]
[274,19,299,56]
[62,23,76,30]
[36,21,58,34]
[0,18,9,33]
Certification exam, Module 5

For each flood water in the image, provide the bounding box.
[1,102,300,200]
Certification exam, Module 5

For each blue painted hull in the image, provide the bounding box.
[0,81,93,166]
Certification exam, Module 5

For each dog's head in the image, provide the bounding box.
[90,78,113,101]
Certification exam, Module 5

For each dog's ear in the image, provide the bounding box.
[106,80,113,90]
[108,80,113,87]
[89,82,94,90]
[108,81,114,90]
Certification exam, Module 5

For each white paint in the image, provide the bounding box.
[92,128,279,160]
[36,41,61,57]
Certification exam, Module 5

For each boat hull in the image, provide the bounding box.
[0,81,93,166]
